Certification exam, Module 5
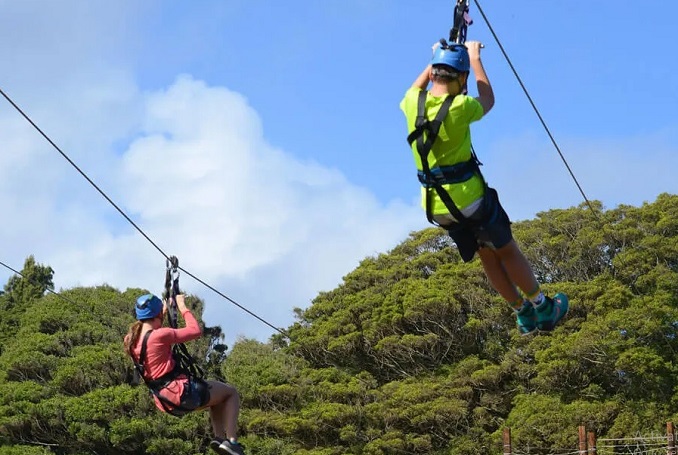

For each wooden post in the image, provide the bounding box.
[579,425,587,455]
[668,421,676,455]
[587,431,596,454]
[502,427,512,455]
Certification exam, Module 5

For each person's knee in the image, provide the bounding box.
[476,245,495,259]
[207,381,239,405]
[477,245,502,270]
[495,239,522,257]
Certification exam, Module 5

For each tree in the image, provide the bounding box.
[2,255,54,309]
[2,195,678,454]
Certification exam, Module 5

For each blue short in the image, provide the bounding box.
[172,378,210,417]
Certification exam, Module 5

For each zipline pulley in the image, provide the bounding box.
[164,255,180,329]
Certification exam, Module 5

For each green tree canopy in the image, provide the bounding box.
[1,194,677,454]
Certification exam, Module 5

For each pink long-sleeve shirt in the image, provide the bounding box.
[131,309,202,412]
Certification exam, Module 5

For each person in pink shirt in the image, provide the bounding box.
[124,293,246,455]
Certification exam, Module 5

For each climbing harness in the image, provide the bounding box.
[133,329,206,417]
[132,256,206,418]
[406,91,485,226]
[406,0,488,227]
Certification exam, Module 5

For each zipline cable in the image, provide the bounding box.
[0,88,168,257]
[0,87,287,336]
[1,0,599,337]
[0,259,78,307]
[0,258,117,323]
[471,0,600,219]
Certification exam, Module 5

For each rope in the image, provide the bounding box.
[0,86,287,337]
[471,0,600,220]
[0,258,112,324]
[0,259,77,307]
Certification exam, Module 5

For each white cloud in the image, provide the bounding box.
[2,1,677,348]
[0,73,423,346]
[115,75,423,341]
[3,67,677,346]
[480,129,678,222]
[3,72,678,346]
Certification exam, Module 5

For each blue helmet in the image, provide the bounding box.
[135,294,163,320]
[431,43,470,73]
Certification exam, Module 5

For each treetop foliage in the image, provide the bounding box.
[1,194,677,454]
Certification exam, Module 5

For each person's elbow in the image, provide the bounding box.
[483,98,494,114]
[182,321,203,340]
[481,96,495,115]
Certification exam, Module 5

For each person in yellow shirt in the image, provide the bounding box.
[400,40,568,334]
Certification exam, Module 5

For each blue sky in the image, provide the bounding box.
[121,0,678,209]
[1,1,677,345]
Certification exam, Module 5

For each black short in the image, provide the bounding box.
[444,187,513,263]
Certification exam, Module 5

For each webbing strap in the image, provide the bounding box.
[163,256,205,381]
[137,330,153,375]
[406,90,454,148]
[136,330,181,389]
[450,0,472,44]
[407,90,470,224]
[164,257,180,329]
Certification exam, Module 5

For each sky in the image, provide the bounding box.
[0,0,677,347]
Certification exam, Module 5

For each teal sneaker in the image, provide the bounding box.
[515,301,537,335]
[535,293,569,331]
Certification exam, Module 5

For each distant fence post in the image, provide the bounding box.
[503,427,512,455]
[587,430,596,454]
[668,421,676,455]
[579,425,587,455]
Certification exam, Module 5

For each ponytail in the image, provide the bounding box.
[124,321,144,358]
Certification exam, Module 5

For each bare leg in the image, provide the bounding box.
[203,380,241,440]
[477,246,522,304]
[493,240,539,296]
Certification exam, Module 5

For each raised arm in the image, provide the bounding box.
[466,41,494,115]
[156,294,202,344]
[411,64,432,90]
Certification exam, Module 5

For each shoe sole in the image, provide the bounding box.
[520,328,538,336]
[212,448,235,455]
[536,293,569,331]
[517,315,537,336]
[215,444,243,455]
[210,442,236,455]
[516,309,537,336]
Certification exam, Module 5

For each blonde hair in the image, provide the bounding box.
[124,321,144,359]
